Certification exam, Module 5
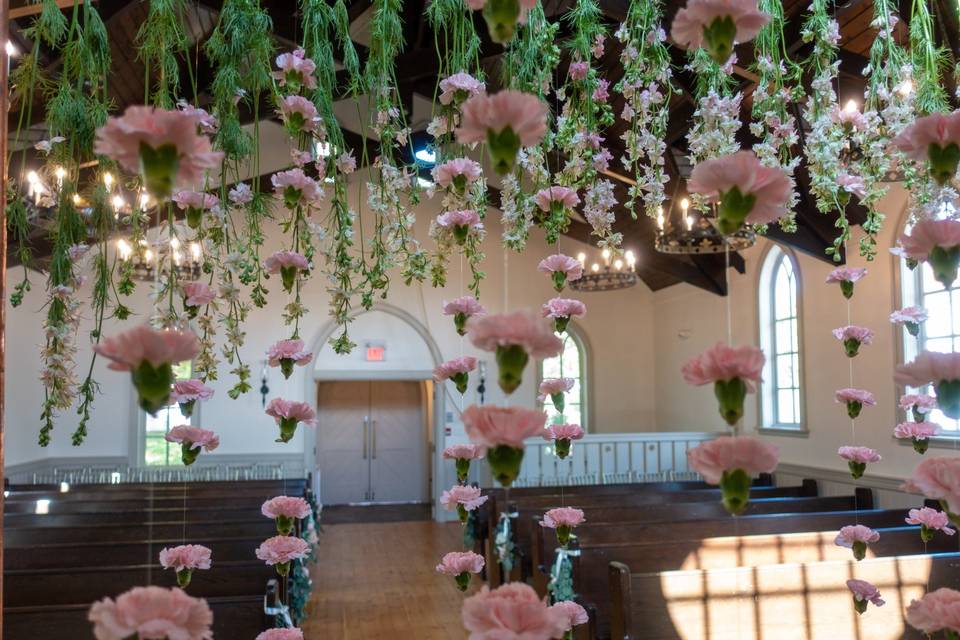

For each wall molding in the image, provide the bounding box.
[775,462,908,494]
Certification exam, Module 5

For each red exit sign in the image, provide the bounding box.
[365,343,386,362]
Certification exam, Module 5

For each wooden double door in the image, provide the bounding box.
[316,380,428,505]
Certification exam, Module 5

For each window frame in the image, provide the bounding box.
[537,324,591,432]
[757,244,808,435]
[133,360,201,467]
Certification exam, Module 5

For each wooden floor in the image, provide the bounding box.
[303,520,472,639]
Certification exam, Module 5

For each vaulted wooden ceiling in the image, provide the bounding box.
[7,0,959,294]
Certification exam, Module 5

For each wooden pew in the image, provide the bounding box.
[4,537,269,569]
[7,479,307,494]
[608,552,960,640]
[3,495,273,513]
[6,519,278,545]
[485,482,819,585]
[5,507,279,527]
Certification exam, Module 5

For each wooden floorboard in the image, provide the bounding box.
[304,521,471,639]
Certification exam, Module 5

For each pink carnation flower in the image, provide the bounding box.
[687,436,779,484]
[436,209,482,229]
[896,351,960,387]
[173,191,219,211]
[466,310,563,359]
[687,151,791,229]
[439,72,485,105]
[832,325,874,353]
[170,379,215,403]
[541,507,585,529]
[834,388,876,406]
[681,343,765,389]
[901,219,960,262]
[181,281,216,307]
[904,457,960,514]
[834,107,868,131]
[433,356,478,381]
[537,253,584,286]
[895,421,940,440]
[336,151,356,174]
[177,102,218,135]
[550,601,589,630]
[545,423,585,442]
[568,61,589,81]
[891,306,929,325]
[906,506,955,534]
[443,296,487,318]
[461,405,547,450]
[892,111,960,163]
[94,325,200,372]
[834,525,879,548]
[159,545,212,572]
[229,182,254,205]
[433,158,483,188]
[88,586,213,640]
[825,267,866,284]
[456,90,548,148]
[271,168,322,206]
[436,551,485,575]
[443,444,484,460]
[847,579,885,608]
[440,484,488,511]
[837,173,866,198]
[265,398,317,427]
[538,378,575,402]
[261,496,311,520]
[256,630,305,640]
[165,425,220,452]
[670,0,769,53]
[262,250,310,274]
[94,106,223,192]
[274,48,317,89]
[278,95,321,132]
[838,446,881,463]
[267,339,313,367]
[900,393,938,413]
[534,186,580,212]
[255,535,311,566]
[906,588,960,634]
[542,298,587,320]
[462,583,568,640]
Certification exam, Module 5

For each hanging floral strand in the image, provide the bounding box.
[750,0,801,232]
[615,0,674,222]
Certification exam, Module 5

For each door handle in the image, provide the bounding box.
[372,420,377,459]
[362,417,369,459]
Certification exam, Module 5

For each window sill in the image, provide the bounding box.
[757,426,809,438]
[894,435,960,450]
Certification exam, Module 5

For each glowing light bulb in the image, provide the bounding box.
[577,252,586,265]
[844,99,858,113]
[71,193,82,206]
[686,216,694,231]
[656,206,665,230]
[170,237,180,250]
[591,263,600,273]
[102,172,114,189]
[139,193,151,209]
[54,166,66,187]
[5,41,16,57]
[116,239,131,260]
[111,195,125,211]
[601,248,611,266]
[143,249,154,262]
[26,171,39,185]
[614,259,623,271]
[680,198,689,213]
[190,242,202,261]
[173,250,182,265]
[625,250,636,267]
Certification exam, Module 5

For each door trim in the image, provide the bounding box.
[302,303,447,521]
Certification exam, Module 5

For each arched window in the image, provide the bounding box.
[899,219,960,434]
[758,245,804,431]
[539,329,588,430]
[141,360,195,466]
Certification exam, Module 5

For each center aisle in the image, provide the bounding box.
[303,520,472,639]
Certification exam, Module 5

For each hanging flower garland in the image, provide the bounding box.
[615,0,673,221]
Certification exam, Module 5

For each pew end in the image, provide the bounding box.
[608,561,632,640]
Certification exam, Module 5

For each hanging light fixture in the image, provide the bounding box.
[654,197,756,255]
[117,237,203,282]
[568,249,639,292]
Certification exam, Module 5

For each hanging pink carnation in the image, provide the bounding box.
[542,298,586,334]
[568,61,589,81]
[441,484,489,523]
[273,48,317,90]
[890,306,928,338]
[551,601,589,632]
[541,506,585,529]
[534,186,580,213]
[838,446,880,479]
[271,168,323,208]
[265,398,317,443]
[892,111,960,184]
[901,393,938,422]
[834,106,868,132]
[173,190,218,228]
[443,443,484,460]
[165,425,219,466]
[686,150,791,234]
[443,295,487,336]
[538,378,575,402]
[899,219,960,288]
[462,404,547,486]
[439,72,485,105]
[88,586,213,640]
[847,579,885,614]
[826,266,866,299]
[465,0,540,43]
[832,325,874,358]
[261,496,311,521]
[456,91,548,174]
[538,253,584,292]
[181,281,216,312]
[263,250,310,293]
[433,356,478,394]
[229,182,254,205]
[544,423,585,442]
[462,583,568,639]
[159,544,212,587]
[336,151,356,174]
[834,525,879,561]
[905,457,960,519]
[837,173,866,199]
[433,158,483,190]
[682,343,765,425]
[896,421,940,455]
[897,351,960,419]
[906,588,960,634]
[267,339,313,379]
[256,535,311,576]
[467,310,562,394]
[177,101,218,135]
[94,106,223,197]
[257,630,305,640]
[170,379,214,404]
[834,388,876,419]
[278,95,321,133]
[436,210,483,244]
[687,436,778,514]
[437,550,485,591]
[906,506,955,543]
[670,0,769,63]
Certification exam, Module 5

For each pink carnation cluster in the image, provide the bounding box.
[170,379,215,404]
[261,496,311,520]
[271,168,323,206]
[904,457,960,513]
[432,158,483,188]
[443,296,487,318]
[263,250,310,275]
[545,423,585,442]
[900,219,960,261]
[893,111,960,163]
[462,405,548,450]
[832,325,874,345]
[440,484,488,512]
[906,506,955,534]
[825,267,866,284]
[834,388,876,406]
[467,310,563,359]
[433,356,478,381]
[267,339,313,367]
[541,507,585,529]
[436,209,482,230]
[94,326,200,372]
[907,588,960,635]
[896,352,960,387]
[165,426,220,452]
[181,281,216,308]
[88,586,213,640]
[670,0,769,52]
[686,151,792,226]
[890,306,928,325]
[687,436,779,484]
[681,343,765,388]
[462,583,569,639]
[456,91,548,147]
[538,378,575,402]
[834,525,879,549]
[255,535,311,566]
[436,551,485,576]
[265,398,317,427]
[894,421,939,440]
[537,254,584,282]
[273,48,317,89]
[159,545,212,572]
[443,444,484,460]
[900,394,938,413]
[173,191,219,211]
[534,186,580,212]
[838,446,881,463]
[438,72,485,105]
[542,298,587,320]
[847,579,885,608]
